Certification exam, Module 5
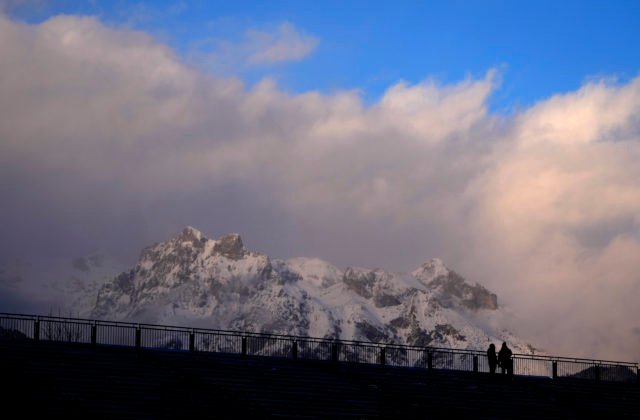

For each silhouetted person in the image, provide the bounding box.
[498,342,513,377]
[487,343,497,374]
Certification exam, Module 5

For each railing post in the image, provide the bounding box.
[552,361,558,379]
[380,347,386,366]
[594,365,600,381]
[91,323,97,346]
[427,351,433,369]
[189,330,195,352]
[242,336,247,356]
[135,326,141,349]
[331,342,338,362]
[473,355,478,372]
[292,341,298,360]
[33,318,40,341]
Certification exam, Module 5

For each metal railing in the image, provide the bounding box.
[0,312,637,383]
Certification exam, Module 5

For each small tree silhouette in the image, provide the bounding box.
[42,309,85,343]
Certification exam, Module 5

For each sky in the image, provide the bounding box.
[1,0,640,361]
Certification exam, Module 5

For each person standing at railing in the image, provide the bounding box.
[498,342,513,377]
[487,343,498,374]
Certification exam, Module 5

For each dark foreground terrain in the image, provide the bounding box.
[1,338,638,419]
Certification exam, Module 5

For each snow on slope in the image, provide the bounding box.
[91,227,538,354]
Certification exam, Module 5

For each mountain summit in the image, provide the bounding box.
[91,227,534,353]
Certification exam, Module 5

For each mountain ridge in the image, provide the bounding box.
[91,227,537,354]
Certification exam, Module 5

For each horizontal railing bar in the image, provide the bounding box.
[512,354,637,366]
[0,312,485,354]
[0,312,637,369]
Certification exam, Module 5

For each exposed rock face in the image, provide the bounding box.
[93,271,135,319]
[343,268,376,298]
[356,321,389,342]
[406,324,466,347]
[374,293,401,308]
[90,227,534,353]
[213,233,247,260]
[427,271,498,310]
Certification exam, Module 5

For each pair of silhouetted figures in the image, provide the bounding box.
[487,342,513,376]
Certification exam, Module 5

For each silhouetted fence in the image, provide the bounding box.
[1,312,637,383]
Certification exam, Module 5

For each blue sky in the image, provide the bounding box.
[7,0,640,111]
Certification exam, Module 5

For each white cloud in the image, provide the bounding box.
[1,13,639,361]
[246,22,319,64]
[192,21,318,71]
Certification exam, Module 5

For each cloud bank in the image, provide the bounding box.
[1,13,639,361]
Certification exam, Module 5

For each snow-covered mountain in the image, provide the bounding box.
[92,227,537,353]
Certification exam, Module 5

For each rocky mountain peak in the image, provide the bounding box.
[176,226,205,244]
[213,233,246,260]
[427,271,498,311]
[412,258,449,284]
